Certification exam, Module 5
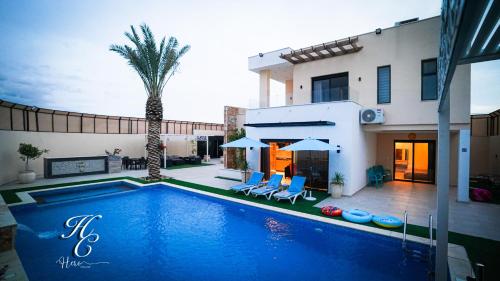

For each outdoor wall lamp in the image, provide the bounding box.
[259,53,264,57]
[336,145,341,153]
[375,28,382,35]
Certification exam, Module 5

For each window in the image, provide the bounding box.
[421,58,437,100]
[312,72,348,103]
[377,65,391,104]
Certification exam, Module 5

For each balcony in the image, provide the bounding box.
[245,100,361,127]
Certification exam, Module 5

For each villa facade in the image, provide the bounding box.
[244,16,471,198]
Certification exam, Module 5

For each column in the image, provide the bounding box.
[457,129,470,202]
[259,70,271,108]
[285,80,293,105]
[436,91,450,281]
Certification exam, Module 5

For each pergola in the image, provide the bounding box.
[436,1,499,281]
[280,37,363,64]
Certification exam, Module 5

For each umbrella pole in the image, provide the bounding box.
[304,150,316,201]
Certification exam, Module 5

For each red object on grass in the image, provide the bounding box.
[321,206,342,217]
[471,188,493,202]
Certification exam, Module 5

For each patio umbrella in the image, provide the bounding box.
[220,137,269,180]
[220,137,269,148]
[279,137,337,201]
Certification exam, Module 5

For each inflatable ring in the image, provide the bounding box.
[321,206,342,217]
[372,215,403,228]
[342,209,372,224]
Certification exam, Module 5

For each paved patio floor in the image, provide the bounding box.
[316,181,500,241]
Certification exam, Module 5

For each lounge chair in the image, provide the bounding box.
[230,172,264,194]
[273,176,306,204]
[250,174,283,199]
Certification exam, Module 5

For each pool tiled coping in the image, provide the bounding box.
[8,179,474,281]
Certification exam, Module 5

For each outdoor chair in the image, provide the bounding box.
[250,174,283,199]
[374,165,392,182]
[122,156,130,170]
[273,176,306,204]
[230,172,264,194]
[367,167,383,188]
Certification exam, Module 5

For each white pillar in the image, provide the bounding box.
[259,70,271,108]
[457,129,470,202]
[285,80,293,105]
[436,91,450,281]
[163,135,167,168]
[206,135,209,162]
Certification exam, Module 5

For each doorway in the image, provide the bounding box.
[393,140,435,183]
[261,139,329,191]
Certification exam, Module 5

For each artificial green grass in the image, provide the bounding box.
[214,176,241,182]
[2,176,499,279]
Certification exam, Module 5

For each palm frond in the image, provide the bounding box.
[110,24,188,98]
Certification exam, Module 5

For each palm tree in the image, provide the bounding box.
[110,24,190,180]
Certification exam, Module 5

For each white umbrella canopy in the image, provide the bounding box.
[279,137,336,201]
[279,137,336,151]
[220,137,269,148]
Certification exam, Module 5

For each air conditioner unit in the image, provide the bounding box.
[360,108,384,124]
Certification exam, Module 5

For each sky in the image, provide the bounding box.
[0,0,498,123]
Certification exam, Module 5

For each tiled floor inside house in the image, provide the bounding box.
[2,160,499,241]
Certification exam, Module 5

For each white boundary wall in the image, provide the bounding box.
[0,131,147,185]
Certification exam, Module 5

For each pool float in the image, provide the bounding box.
[342,209,372,224]
[372,215,403,228]
[470,188,492,202]
[321,206,342,217]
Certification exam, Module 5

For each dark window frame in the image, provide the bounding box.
[377,65,391,104]
[421,58,438,101]
[311,72,349,103]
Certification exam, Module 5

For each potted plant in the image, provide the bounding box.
[18,143,48,184]
[238,159,250,182]
[105,148,122,173]
[330,172,345,198]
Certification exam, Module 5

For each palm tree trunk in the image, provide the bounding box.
[146,96,163,180]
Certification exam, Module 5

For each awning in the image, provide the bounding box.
[280,37,363,64]
[244,121,335,128]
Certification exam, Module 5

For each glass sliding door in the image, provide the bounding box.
[393,140,435,183]
[261,139,329,191]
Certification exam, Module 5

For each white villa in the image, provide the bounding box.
[243,16,473,199]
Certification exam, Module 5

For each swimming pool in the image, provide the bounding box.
[11,182,432,281]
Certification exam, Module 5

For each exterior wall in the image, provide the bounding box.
[0,131,146,185]
[290,17,470,128]
[470,135,500,176]
[162,134,197,157]
[375,131,459,186]
[245,101,374,196]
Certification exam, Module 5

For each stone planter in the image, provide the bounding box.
[331,183,343,199]
[107,156,122,174]
[18,171,36,184]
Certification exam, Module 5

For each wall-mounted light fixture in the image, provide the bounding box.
[336,145,341,153]
[259,53,264,57]
[300,85,303,89]
[375,28,382,35]
[358,77,362,82]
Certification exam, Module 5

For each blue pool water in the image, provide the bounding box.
[31,181,137,204]
[11,183,431,281]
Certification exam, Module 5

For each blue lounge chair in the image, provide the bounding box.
[273,176,306,204]
[230,172,264,194]
[250,174,283,200]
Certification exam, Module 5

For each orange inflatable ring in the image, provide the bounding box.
[321,206,342,217]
